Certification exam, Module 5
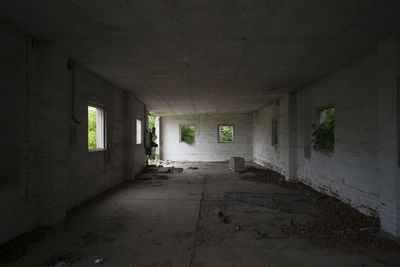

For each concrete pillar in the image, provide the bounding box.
[123,91,135,180]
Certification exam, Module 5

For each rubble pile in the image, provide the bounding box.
[241,166,306,190]
[284,198,400,251]
[243,165,400,251]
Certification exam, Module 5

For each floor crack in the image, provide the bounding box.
[189,175,206,267]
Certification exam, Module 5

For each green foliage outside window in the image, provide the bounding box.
[181,125,195,144]
[148,114,157,159]
[219,125,233,142]
[312,107,335,151]
[88,106,97,149]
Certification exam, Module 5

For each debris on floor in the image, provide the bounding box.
[241,166,288,186]
[147,164,157,168]
[136,165,184,181]
[94,258,105,264]
[242,165,400,252]
[217,211,230,224]
[187,166,199,170]
[283,197,400,252]
[168,167,183,173]
[224,192,322,214]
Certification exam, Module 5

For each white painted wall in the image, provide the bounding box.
[294,52,381,218]
[253,95,290,176]
[161,114,253,162]
[252,38,400,236]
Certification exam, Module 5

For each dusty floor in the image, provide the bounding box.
[2,162,400,267]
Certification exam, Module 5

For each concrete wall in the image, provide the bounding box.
[294,52,381,218]
[160,114,253,162]
[125,96,147,179]
[252,38,400,236]
[252,95,290,176]
[0,21,146,245]
[66,65,128,210]
[0,21,40,245]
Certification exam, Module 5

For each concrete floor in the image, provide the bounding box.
[5,162,400,267]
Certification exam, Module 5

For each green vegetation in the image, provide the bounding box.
[181,125,195,144]
[219,125,233,142]
[312,107,335,151]
[148,114,157,159]
[88,106,97,149]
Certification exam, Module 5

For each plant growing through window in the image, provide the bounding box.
[180,125,195,144]
[312,107,335,151]
[88,105,105,150]
[218,125,234,142]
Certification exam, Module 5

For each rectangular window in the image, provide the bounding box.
[271,119,278,146]
[312,107,335,151]
[218,125,234,142]
[136,119,142,144]
[88,105,105,151]
[180,125,195,144]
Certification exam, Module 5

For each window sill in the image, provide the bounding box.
[89,148,107,153]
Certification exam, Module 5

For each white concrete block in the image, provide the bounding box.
[229,157,245,172]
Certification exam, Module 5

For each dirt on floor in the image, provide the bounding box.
[242,166,400,253]
[136,165,184,181]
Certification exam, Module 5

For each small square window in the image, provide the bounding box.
[88,105,105,151]
[312,107,335,151]
[180,125,195,144]
[136,119,142,144]
[218,125,234,142]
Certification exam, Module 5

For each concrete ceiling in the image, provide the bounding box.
[1,0,399,115]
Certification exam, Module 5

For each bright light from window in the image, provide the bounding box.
[218,125,234,142]
[180,125,195,144]
[136,119,142,144]
[88,105,105,150]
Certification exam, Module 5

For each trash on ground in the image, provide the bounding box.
[217,211,230,224]
[94,258,105,264]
